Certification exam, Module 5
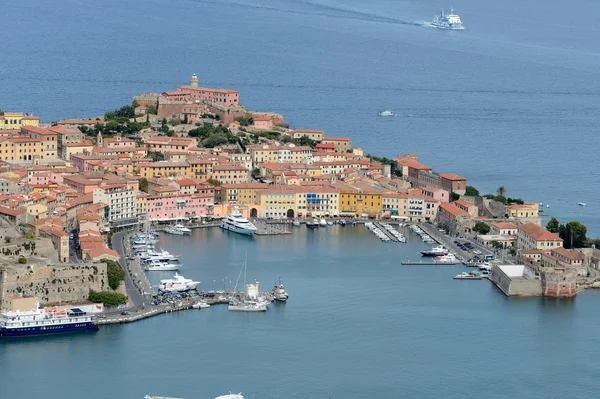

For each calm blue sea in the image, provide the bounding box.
[0,0,598,234]
[3,227,600,399]
[1,2,600,396]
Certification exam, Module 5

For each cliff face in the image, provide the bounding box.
[0,263,109,310]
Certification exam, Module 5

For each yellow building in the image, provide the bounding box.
[339,190,382,218]
[220,183,270,204]
[0,112,40,129]
[136,192,148,218]
[517,222,563,250]
[291,129,324,142]
[0,136,44,161]
[507,202,539,218]
[296,187,340,217]
[256,187,298,218]
[22,126,58,159]
[27,203,49,220]
[249,145,280,168]
[63,140,94,160]
[139,161,192,179]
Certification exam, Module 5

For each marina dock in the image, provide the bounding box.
[373,221,399,242]
[401,260,460,266]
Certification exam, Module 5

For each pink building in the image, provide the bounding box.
[420,186,449,203]
[102,136,136,149]
[252,115,273,130]
[144,136,197,152]
[146,193,214,222]
[161,74,240,107]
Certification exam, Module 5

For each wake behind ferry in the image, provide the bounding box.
[432,8,465,30]
[0,303,98,338]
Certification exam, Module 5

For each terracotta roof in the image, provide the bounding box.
[176,178,197,186]
[397,158,432,171]
[439,202,468,217]
[493,222,518,229]
[439,173,467,181]
[453,199,473,208]
[21,126,56,135]
[322,137,350,142]
[518,223,562,242]
[253,116,272,122]
[552,247,584,261]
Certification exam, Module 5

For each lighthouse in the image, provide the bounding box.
[190,73,199,87]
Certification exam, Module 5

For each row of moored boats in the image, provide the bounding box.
[364,222,406,243]
[409,224,436,244]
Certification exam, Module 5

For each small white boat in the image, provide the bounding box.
[292,220,301,227]
[173,223,192,234]
[319,219,327,227]
[454,272,482,280]
[273,278,289,302]
[144,261,180,271]
[327,221,333,226]
[578,202,587,207]
[215,393,244,399]
[192,302,210,309]
[378,110,395,116]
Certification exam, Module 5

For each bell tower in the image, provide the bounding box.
[190,73,199,87]
[97,131,103,147]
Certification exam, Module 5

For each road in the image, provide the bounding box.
[112,231,146,309]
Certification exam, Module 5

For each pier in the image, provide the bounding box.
[373,221,399,242]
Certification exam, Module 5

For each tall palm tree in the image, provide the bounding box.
[497,186,506,197]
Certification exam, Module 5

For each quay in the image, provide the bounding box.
[401,260,460,266]
[373,221,400,242]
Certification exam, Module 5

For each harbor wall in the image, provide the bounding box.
[491,265,542,296]
[541,272,578,298]
[0,263,109,311]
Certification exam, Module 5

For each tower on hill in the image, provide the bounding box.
[190,73,199,87]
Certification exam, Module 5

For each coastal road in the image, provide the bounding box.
[112,231,146,309]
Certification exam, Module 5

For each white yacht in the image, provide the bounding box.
[432,8,465,30]
[228,299,267,312]
[319,219,327,227]
[378,110,395,116]
[158,273,200,292]
[144,260,180,271]
[142,249,180,262]
[192,301,211,309]
[215,394,244,399]
[220,206,257,236]
[173,224,192,234]
[421,245,449,257]
[164,227,185,235]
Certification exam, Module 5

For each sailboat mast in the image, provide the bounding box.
[244,252,248,294]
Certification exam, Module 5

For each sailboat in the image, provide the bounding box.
[228,254,268,312]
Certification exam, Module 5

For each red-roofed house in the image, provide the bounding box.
[517,223,563,250]
[491,222,518,236]
[439,173,467,195]
[321,137,351,153]
[437,202,468,222]
[252,115,273,130]
[452,199,478,217]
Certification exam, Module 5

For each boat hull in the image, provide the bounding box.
[421,252,449,257]
[0,322,98,338]
[228,305,267,312]
[145,266,180,271]
[220,223,256,236]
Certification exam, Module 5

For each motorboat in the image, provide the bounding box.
[164,226,185,235]
[215,393,244,399]
[319,219,327,227]
[306,219,320,229]
[192,302,211,309]
[158,273,200,292]
[435,254,460,265]
[292,220,301,227]
[340,219,347,226]
[421,245,449,257]
[144,260,180,271]
[378,110,395,116]
[142,249,180,262]
[220,206,257,235]
[432,8,465,30]
[454,272,482,280]
[173,224,192,234]
[272,278,289,302]
[228,299,267,312]
[578,202,587,207]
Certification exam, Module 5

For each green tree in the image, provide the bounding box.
[559,221,587,249]
[473,221,491,235]
[294,135,317,148]
[88,290,128,307]
[147,151,165,162]
[450,192,460,201]
[546,217,560,233]
[146,104,157,115]
[206,178,222,187]
[465,186,479,196]
[235,116,253,126]
[183,114,188,124]
[139,177,149,192]
[490,240,503,249]
[509,248,517,256]
[497,186,506,197]
[251,167,261,178]
[101,258,125,290]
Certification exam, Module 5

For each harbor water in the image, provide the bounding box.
[2,227,600,398]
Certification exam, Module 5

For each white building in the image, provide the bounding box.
[93,186,138,227]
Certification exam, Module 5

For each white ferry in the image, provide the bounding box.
[432,8,465,30]
[220,206,257,236]
[0,304,98,338]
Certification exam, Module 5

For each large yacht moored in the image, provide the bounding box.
[220,206,257,236]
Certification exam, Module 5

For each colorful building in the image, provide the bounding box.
[0,112,40,129]
[146,193,214,222]
[517,222,563,250]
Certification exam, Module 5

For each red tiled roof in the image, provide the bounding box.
[518,223,562,242]
[439,173,467,181]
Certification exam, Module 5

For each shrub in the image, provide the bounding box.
[88,290,128,307]
[17,257,27,264]
[101,258,125,290]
